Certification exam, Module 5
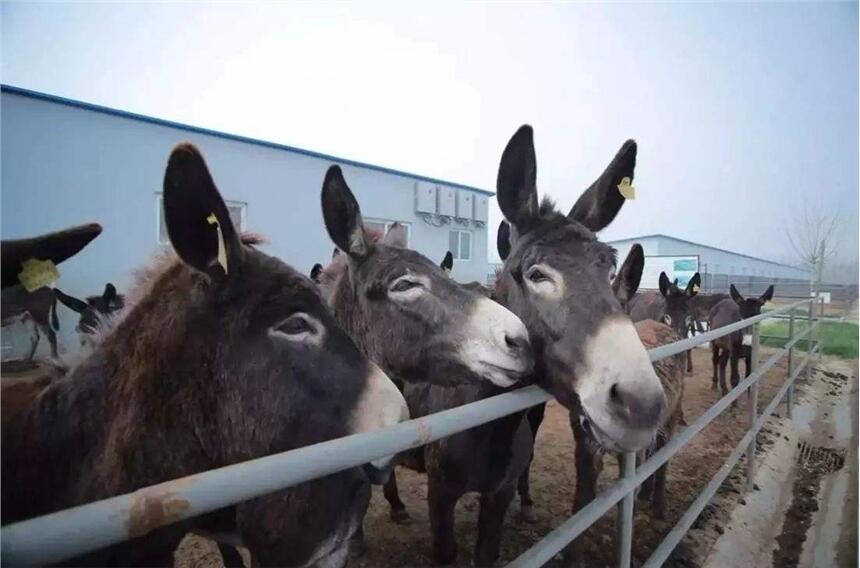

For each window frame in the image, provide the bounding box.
[448,229,473,261]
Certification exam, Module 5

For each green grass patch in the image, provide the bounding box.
[760,320,859,359]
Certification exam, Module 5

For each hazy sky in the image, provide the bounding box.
[3,2,858,266]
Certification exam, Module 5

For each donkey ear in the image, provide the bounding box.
[497,220,512,261]
[730,284,744,303]
[440,251,454,272]
[103,283,117,302]
[759,285,774,304]
[310,263,323,281]
[497,125,539,230]
[321,166,372,259]
[685,273,701,297]
[383,223,408,248]
[612,244,644,302]
[658,272,671,297]
[569,140,636,232]
[163,143,242,279]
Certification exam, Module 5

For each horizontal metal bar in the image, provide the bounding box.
[510,321,820,568]
[649,298,813,361]
[3,298,818,566]
[2,386,553,566]
[643,343,818,568]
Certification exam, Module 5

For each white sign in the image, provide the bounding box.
[640,256,700,290]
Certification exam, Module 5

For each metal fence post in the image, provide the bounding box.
[786,308,795,419]
[616,451,636,568]
[806,298,814,381]
[746,323,760,491]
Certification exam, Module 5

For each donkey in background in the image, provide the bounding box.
[2,143,409,567]
[708,284,774,401]
[54,283,126,347]
[628,271,701,373]
[319,168,534,566]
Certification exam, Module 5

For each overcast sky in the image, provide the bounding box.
[3,2,857,267]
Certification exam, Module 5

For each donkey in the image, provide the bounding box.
[628,271,701,373]
[708,284,774,400]
[689,292,729,331]
[1,286,60,360]
[319,168,534,566]
[54,283,126,345]
[492,126,666,560]
[2,143,409,567]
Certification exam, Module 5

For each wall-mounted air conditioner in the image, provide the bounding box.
[415,182,437,214]
[437,186,456,217]
[456,190,474,220]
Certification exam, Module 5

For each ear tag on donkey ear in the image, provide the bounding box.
[617,177,636,200]
[207,213,229,275]
[18,258,60,292]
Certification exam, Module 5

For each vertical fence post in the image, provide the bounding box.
[786,308,795,419]
[818,297,825,363]
[806,298,814,381]
[746,323,760,491]
[616,451,636,568]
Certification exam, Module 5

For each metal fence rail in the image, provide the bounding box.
[0,298,823,567]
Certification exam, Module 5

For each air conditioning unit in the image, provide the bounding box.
[415,182,437,214]
[437,186,456,217]
[474,195,489,223]
[456,190,474,220]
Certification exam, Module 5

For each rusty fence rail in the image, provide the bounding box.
[0,297,823,566]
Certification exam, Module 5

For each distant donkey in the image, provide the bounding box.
[2,143,409,567]
[628,271,701,373]
[54,283,125,346]
[708,284,774,401]
[319,169,533,566]
[1,286,60,361]
[491,125,666,562]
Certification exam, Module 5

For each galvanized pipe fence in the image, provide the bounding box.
[1,297,823,567]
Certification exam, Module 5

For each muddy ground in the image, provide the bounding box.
[172,346,834,567]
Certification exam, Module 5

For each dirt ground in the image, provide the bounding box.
[341,346,816,568]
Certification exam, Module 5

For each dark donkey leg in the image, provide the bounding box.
[729,346,741,408]
[563,413,601,566]
[218,543,245,568]
[711,344,720,391]
[718,348,730,399]
[650,430,671,520]
[474,483,517,567]
[517,402,546,523]
[382,470,411,524]
[428,477,463,565]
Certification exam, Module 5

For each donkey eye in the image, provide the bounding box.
[527,268,549,283]
[391,279,420,293]
[279,315,315,336]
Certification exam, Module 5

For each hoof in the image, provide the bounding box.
[517,504,537,523]
[349,536,367,559]
[433,548,457,565]
[389,508,412,525]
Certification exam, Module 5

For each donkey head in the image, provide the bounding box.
[493,126,665,452]
[657,271,701,339]
[730,284,774,346]
[161,145,407,564]
[321,166,532,388]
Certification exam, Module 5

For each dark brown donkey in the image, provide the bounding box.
[708,284,774,400]
[492,126,667,559]
[54,283,126,347]
[628,271,701,373]
[319,169,534,566]
[2,144,408,567]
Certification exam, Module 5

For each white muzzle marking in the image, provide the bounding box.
[575,317,666,452]
[351,363,409,469]
[458,297,530,387]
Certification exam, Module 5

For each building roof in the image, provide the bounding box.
[605,233,808,272]
[1,84,494,197]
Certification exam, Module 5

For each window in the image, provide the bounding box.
[157,194,246,244]
[449,230,472,261]
[364,218,411,246]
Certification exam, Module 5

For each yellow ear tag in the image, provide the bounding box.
[617,177,636,200]
[206,213,229,275]
[18,258,60,292]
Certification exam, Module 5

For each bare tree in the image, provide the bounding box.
[785,205,842,296]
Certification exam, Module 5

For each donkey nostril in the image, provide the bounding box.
[609,383,621,403]
[505,333,527,353]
